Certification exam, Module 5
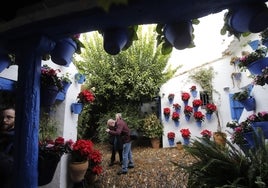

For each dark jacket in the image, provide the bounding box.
[109,119,131,144]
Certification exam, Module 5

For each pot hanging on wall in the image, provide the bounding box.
[0,54,11,73]
[246,57,268,75]
[228,3,268,33]
[164,21,193,50]
[51,38,77,67]
[40,85,60,107]
[103,27,128,55]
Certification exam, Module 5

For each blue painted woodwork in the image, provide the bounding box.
[229,94,243,121]
[0,77,15,91]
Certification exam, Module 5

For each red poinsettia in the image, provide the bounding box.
[192,99,203,107]
[181,92,190,101]
[194,111,205,122]
[190,85,196,91]
[172,112,180,121]
[173,103,181,110]
[180,128,191,139]
[167,132,175,139]
[205,103,217,114]
[163,107,171,116]
[77,89,95,104]
[200,129,212,139]
[184,105,193,116]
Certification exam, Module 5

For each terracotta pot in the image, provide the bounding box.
[69,160,89,183]
[150,138,160,149]
[213,132,227,147]
[176,143,183,150]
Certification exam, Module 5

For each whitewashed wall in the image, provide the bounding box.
[161,33,268,148]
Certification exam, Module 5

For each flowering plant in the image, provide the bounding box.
[77,89,95,104]
[184,106,193,116]
[194,111,205,122]
[230,121,253,145]
[181,92,190,101]
[70,139,103,175]
[226,120,239,129]
[171,112,180,121]
[246,111,268,123]
[180,128,191,139]
[163,107,171,116]
[230,56,239,66]
[168,93,175,100]
[237,47,267,69]
[167,132,175,139]
[41,64,63,91]
[190,85,196,91]
[173,103,181,110]
[205,103,217,114]
[192,99,203,107]
[39,137,72,158]
[200,129,212,139]
[252,67,268,86]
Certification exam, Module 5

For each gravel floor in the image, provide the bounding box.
[89,140,195,188]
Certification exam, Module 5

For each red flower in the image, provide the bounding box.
[173,103,181,110]
[77,89,95,104]
[192,99,203,107]
[181,92,190,101]
[167,132,175,139]
[205,103,217,114]
[201,129,212,139]
[194,111,205,121]
[184,106,193,116]
[163,107,171,116]
[180,128,191,139]
[172,112,180,121]
[190,85,196,91]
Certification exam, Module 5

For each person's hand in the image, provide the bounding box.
[106,129,110,133]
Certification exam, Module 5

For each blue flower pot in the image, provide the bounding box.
[185,115,190,122]
[40,85,59,106]
[238,97,256,111]
[51,38,77,67]
[174,120,180,127]
[246,57,268,75]
[0,54,11,73]
[71,103,83,114]
[251,121,268,138]
[168,138,175,146]
[183,138,190,145]
[190,90,197,98]
[206,113,212,121]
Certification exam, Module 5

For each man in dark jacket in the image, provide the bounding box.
[106,113,134,175]
[0,107,15,188]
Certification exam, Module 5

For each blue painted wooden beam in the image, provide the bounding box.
[13,36,55,188]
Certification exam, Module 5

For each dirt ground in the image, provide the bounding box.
[90,139,195,188]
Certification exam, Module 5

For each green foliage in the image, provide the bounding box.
[189,67,215,95]
[142,113,163,138]
[232,89,249,101]
[39,111,58,141]
[74,25,176,141]
[174,130,268,187]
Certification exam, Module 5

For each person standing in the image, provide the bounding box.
[108,120,123,166]
[106,113,134,175]
[0,106,16,188]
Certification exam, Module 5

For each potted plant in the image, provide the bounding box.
[168,93,175,104]
[200,129,212,140]
[180,128,191,145]
[167,131,175,146]
[260,28,268,47]
[71,89,95,114]
[190,85,197,98]
[213,111,227,147]
[40,64,64,106]
[172,103,181,113]
[232,89,256,111]
[246,111,268,138]
[171,111,180,127]
[252,67,268,86]
[237,47,268,75]
[38,137,72,186]
[183,105,193,121]
[163,107,171,121]
[142,114,164,149]
[181,92,190,106]
[56,72,72,101]
[176,141,183,150]
[69,139,103,183]
[205,103,217,120]
[193,111,205,127]
[192,99,203,111]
